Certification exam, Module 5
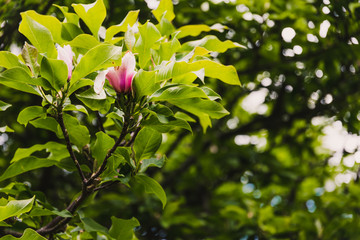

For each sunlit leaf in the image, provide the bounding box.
[72,0,106,39]
[0,196,35,222]
[105,10,140,42]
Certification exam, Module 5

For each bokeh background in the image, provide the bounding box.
[1,0,360,239]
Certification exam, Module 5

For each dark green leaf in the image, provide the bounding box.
[139,156,166,173]
[40,57,68,91]
[92,132,115,166]
[134,174,167,208]
[63,113,90,149]
[134,128,162,163]
[0,157,57,182]
[76,88,114,114]
[109,217,140,240]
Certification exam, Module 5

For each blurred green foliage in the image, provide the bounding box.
[1,0,360,239]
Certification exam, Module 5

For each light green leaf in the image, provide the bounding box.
[24,10,63,44]
[134,128,162,163]
[150,85,209,101]
[92,132,115,166]
[134,22,162,68]
[63,104,88,115]
[156,13,175,36]
[17,106,45,126]
[30,117,63,138]
[105,10,140,42]
[11,141,68,163]
[72,0,106,39]
[76,88,114,114]
[181,35,245,53]
[71,44,122,83]
[134,174,167,208]
[109,217,140,240]
[54,5,79,25]
[157,60,241,86]
[174,112,196,122]
[0,67,40,95]
[0,157,58,182]
[0,101,11,111]
[169,98,229,119]
[21,42,40,77]
[68,34,99,53]
[63,113,90,149]
[152,0,175,22]
[200,86,221,100]
[0,51,30,74]
[133,70,159,98]
[0,196,35,222]
[0,228,46,240]
[158,37,181,62]
[40,57,68,91]
[19,13,57,58]
[176,24,211,39]
[68,79,93,96]
[139,156,166,173]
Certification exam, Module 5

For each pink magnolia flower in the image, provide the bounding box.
[106,51,137,93]
[57,45,73,80]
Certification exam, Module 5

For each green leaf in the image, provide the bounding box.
[152,0,175,22]
[158,37,181,62]
[134,174,167,208]
[139,156,166,173]
[134,22,162,68]
[109,217,140,240]
[150,85,209,101]
[0,157,57,182]
[92,132,115,166]
[81,217,109,234]
[0,67,40,95]
[200,86,221,100]
[134,128,162,163]
[19,13,57,58]
[174,112,196,122]
[68,34,99,53]
[63,113,90,149]
[21,42,40,77]
[143,115,192,133]
[68,79,93,96]
[0,197,34,222]
[105,10,140,42]
[0,101,11,111]
[24,10,63,44]
[30,117,63,138]
[40,57,68,91]
[181,35,245,53]
[11,141,68,163]
[72,0,106,39]
[54,4,79,25]
[63,104,88,115]
[0,228,46,240]
[157,60,241,86]
[61,23,83,41]
[133,70,159,98]
[169,98,229,119]
[156,13,175,36]
[17,106,45,126]
[0,51,30,74]
[76,88,114,114]
[71,44,122,83]
[176,24,211,39]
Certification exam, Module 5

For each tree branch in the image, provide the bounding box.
[57,111,87,183]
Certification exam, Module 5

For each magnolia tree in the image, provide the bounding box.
[0,0,242,238]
